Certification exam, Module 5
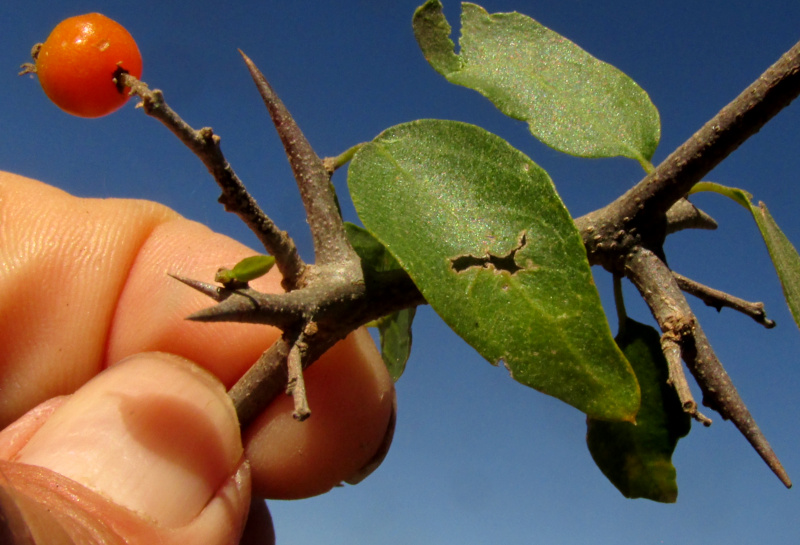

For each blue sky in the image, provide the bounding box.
[2,1,799,543]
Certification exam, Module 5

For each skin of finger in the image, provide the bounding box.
[0,355,254,544]
[0,397,66,461]
[13,355,243,527]
[0,459,252,545]
[0,172,394,499]
[0,391,271,543]
[0,171,281,426]
[245,328,396,499]
[105,217,283,388]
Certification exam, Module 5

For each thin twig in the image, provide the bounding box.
[674,272,775,328]
[286,338,311,421]
[184,268,425,327]
[117,73,306,290]
[626,246,791,487]
[612,274,627,334]
[659,324,713,426]
[183,286,311,327]
[323,143,366,174]
[239,51,361,271]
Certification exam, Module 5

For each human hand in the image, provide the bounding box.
[0,171,395,544]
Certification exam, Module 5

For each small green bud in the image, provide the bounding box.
[215,255,276,285]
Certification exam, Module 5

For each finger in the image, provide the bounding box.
[244,328,396,499]
[0,353,256,545]
[0,172,396,500]
[0,171,281,425]
[240,499,277,545]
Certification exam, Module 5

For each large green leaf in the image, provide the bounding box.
[587,318,691,502]
[413,1,660,168]
[348,119,639,421]
[345,223,416,381]
[691,182,800,331]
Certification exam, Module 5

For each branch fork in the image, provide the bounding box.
[571,40,800,488]
[120,54,426,430]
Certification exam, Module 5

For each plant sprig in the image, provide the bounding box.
[117,15,800,489]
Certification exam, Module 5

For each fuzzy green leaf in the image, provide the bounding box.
[752,204,800,329]
[691,182,800,331]
[374,308,417,382]
[345,222,403,273]
[587,318,691,502]
[345,223,416,380]
[413,0,660,167]
[348,119,639,421]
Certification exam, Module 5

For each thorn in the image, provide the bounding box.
[185,306,234,322]
[689,329,793,488]
[726,407,793,488]
[182,289,295,329]
[184,296,256,322]
[168,273,228,301]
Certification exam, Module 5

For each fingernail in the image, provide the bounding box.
[14,353,242,526]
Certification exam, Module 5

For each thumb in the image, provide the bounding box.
[0,353,255,545]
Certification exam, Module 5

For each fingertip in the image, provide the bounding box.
[0,172,179,427]
[13,353,243,527]
[244,329,396,499]
[0,457,254,545]
[0,172,283,425]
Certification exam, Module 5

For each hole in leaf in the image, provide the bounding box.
[450,233,527,275]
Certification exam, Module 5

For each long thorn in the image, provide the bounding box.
[626,246,791,488]
[239,50,359,269]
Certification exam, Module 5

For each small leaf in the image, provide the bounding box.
[345,222,417,380]
[587,319,691,503]
[345,222,403,274]
[413,1,660,167]
[691,182,800,330]
[348,119,639,421]
[752,203,800,329]
[215,255,276,285]
[374,308,417,382]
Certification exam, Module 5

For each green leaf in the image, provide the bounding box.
[413,1,660,168]
[587,318,691,502]
[345,222,403,273]
[348,119,639,421]
[753,204,800,328]
[691,182,800,331]
[345,222,417,380]
[215,255,275,285]
[374,308,417,382]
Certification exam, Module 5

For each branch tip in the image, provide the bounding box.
[674,272,775,328]
[627,247,791,488]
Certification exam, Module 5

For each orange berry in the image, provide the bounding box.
[35,13,142,118]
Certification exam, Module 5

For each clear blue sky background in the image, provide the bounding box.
[2,1,799,543]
